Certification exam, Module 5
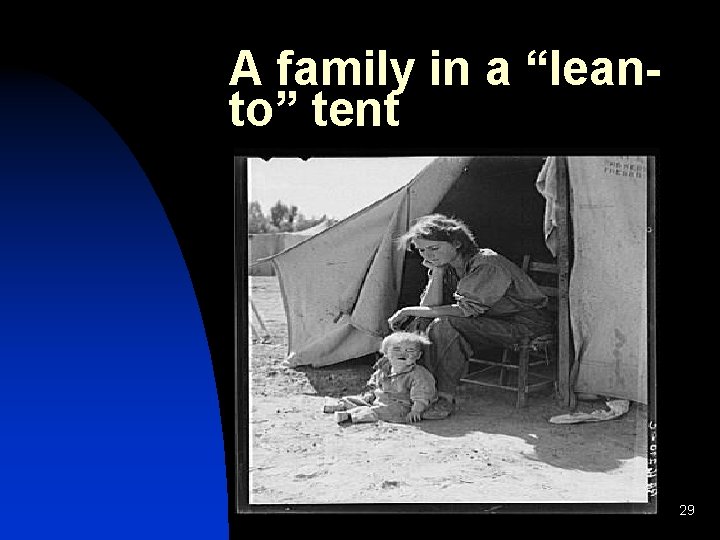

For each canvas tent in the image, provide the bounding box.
[252,156,649,405]
[249,219,332,276]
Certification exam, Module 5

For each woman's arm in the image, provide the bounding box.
[387,262,469,330]
[387,303,467,330]
[402,305,467,318]
[420,265,445,307]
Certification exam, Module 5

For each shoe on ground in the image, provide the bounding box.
[334,411,351,424]
[323,397,347,413]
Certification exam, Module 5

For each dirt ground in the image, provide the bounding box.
[247,276,649,507]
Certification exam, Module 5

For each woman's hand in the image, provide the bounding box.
[422,260,447,270]
[388,306,441,330]
[387,307,413,331]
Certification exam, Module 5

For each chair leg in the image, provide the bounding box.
[498,349,511,386]
[516,345,530,408]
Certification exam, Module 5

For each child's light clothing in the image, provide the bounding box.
[335,361,436,423]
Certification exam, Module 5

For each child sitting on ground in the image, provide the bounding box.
[322,331,437,424]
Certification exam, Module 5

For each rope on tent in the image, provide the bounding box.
[250,298,272,344]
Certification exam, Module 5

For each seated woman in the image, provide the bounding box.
[387,214,553,419]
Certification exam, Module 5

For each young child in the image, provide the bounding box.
[322,331,437,424]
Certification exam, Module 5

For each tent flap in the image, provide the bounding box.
[567,157,647,404]
[273,157,472,367]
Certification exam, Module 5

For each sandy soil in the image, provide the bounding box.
[247,276,649,507]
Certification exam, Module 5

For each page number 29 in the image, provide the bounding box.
[680,505,695,515]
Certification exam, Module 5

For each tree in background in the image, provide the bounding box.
[249,200,336,234]
[269,201,299,232]
[248,201,273,233]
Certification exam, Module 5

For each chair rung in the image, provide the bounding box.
[528,360,552,367]
[459,378,553,394]
[470,365,501,376]
[469,360,518,370]
[468,358,502,365]
[464,371,554,383]
[459,378,518,391]
[468,358,551,369]
[527,380,554,391]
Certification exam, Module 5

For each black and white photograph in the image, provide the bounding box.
[5,29,684,537]
[242,155,654,508]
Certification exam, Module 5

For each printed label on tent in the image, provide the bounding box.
[602,157,647,179]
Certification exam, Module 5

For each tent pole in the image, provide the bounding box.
[556,156,572,408]
[251,298,271,341]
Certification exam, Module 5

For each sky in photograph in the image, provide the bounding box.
[248,157,437,220]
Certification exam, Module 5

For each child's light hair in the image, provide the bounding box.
[380,331,431,355]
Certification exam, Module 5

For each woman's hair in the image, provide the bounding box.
[398,213,478,258]
[380,331,431,355]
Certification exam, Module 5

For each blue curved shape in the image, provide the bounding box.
[0,73,227,538]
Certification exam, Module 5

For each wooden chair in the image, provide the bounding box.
[459,255,558,408]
